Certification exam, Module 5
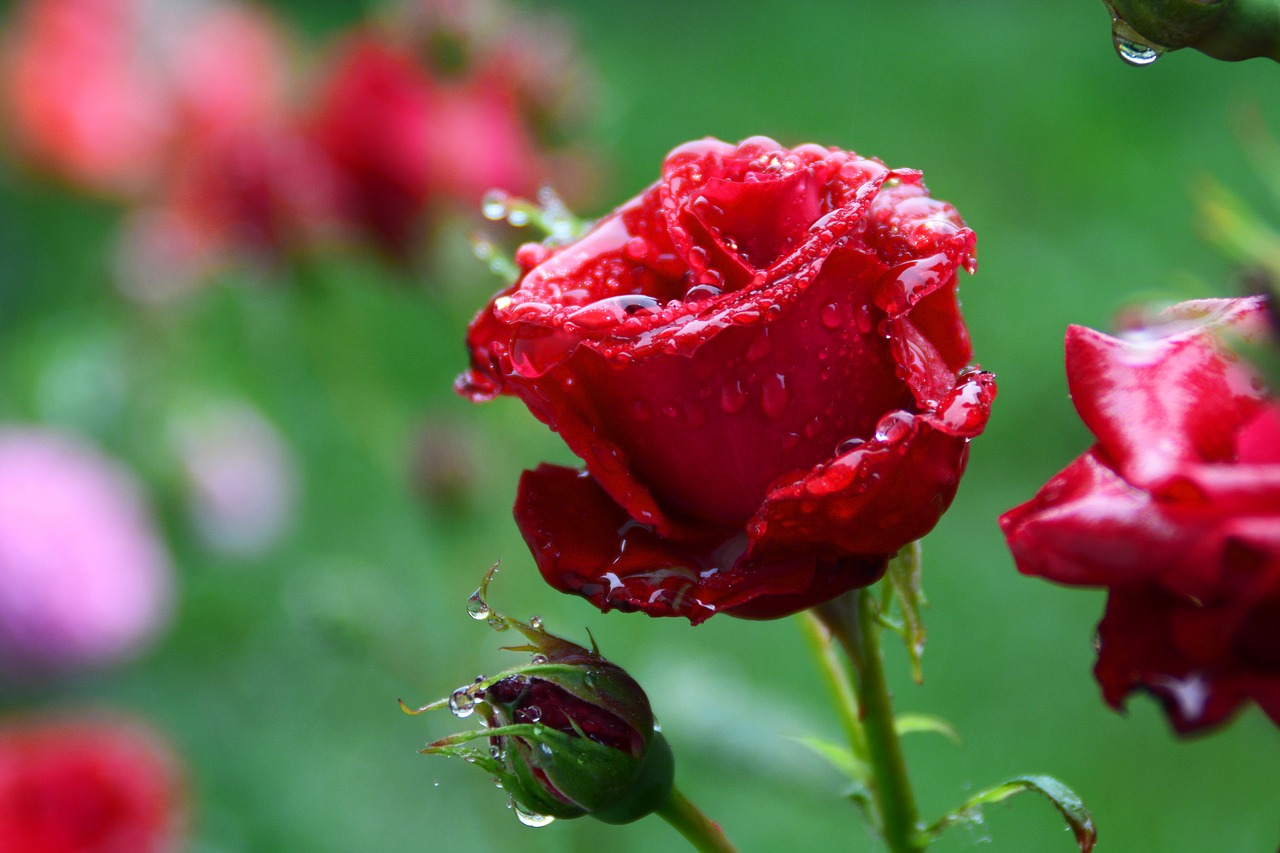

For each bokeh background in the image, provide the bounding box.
[0,0,1278,850]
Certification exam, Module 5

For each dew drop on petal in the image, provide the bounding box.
[720,380,747,414]
[874,411,915,443]
[685,284,723,302]
[836,437,866,455]
[624,236,651,260]
[762,373,789,419]
[820,302,842,330]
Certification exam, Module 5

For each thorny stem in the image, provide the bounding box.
[655,786,740,853]
[815,589,924,853]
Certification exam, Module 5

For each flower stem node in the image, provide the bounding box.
[403,567,674,825]
[1104,0,1280,63]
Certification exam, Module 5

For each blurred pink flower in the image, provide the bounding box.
[0,429,172,678]
[0,715,185,853]
[169,403,298,558]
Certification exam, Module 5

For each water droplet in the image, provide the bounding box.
[529,615,543,629]
[490,743,502,759]
[530,653,548,665]
[820,302,842,330]
[746,331,772,362]
[467,590,490,620]
[1106,3,1166,66]
[449,688,476,718]
[1113,33,1161,65]
[507,207,531,227]
[836,437,865,455]
[697,268,724,288]
[856,305,874,334]
[566,294,661,331]
[624,236,651,260]
[481,189,510,220]
[762,373,789,419]
[514,801,556,827]
[874,411,915,443]
[685,283,723,302]
[720,380,747,414]
[523,705,543,723]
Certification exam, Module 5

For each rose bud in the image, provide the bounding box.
[0,428,173,678]
[459,136,994,623]
[0,715,186,853]
[1000,297,1280,734]
[404,586,673,825]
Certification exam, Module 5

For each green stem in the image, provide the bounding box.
[1108,0,1280,61]
[817,590,924,853]
[655,786,740,853]
[798,610,869,764]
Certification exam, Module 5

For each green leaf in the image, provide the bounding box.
[924,774,1097,853]
[894,713,961,746]
[790,735,869,784]
[884,541,926,683]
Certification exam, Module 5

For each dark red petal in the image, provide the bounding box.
[1095,589,1252,735]
[515,464,884,623]
[748,391,983,562]
[681,166,825,272]
[516,463,723,623]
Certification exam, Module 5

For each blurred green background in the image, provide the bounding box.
[2,0,1278,850]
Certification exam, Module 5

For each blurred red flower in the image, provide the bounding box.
[2,0,290,197]
[0,716,185,853]
[1001,297,1280,734]
[460,136,993,622]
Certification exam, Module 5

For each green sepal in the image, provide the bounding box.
[922,774,1097,852]
[879,541,927,683]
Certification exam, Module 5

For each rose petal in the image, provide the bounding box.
[1064,298,1269,489]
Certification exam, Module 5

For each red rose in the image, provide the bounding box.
[0,716,185,853]
[310,36,436,257]
[1000,297,1280,734]
[460,137,994,623]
